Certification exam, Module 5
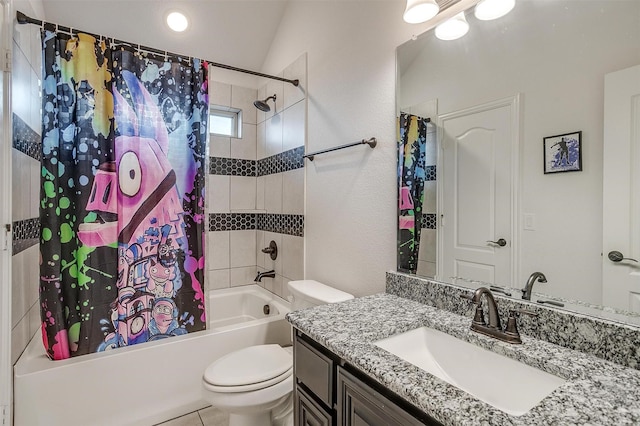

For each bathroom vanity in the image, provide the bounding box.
[287,286,640,425]
[293,329,439,425]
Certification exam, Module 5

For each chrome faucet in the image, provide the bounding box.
[522,272,547,300]
[254,270,275,282]
[461,287,538,344]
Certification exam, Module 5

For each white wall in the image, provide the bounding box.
[399,1,640,305]
[261,1,428,297]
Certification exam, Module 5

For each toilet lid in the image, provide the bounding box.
[204,344,293,389]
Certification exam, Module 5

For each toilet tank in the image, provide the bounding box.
[287,280,354,310]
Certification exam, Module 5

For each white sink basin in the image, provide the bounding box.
[374,327,565,416]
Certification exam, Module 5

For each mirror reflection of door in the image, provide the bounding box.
[438,96,519,287]
[603,64,640,313]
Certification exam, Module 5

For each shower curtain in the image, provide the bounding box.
[39,28,209,360]
[397,113,428,274]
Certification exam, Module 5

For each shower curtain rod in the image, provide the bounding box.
[15,11,300,87]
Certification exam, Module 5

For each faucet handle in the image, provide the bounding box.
[490,285,512,297]
[504,309,538,342]
[510,308,538,318]
[460,293,474,301]
[459,294,486,326]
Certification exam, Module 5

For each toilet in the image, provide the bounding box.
[201,280,354,426]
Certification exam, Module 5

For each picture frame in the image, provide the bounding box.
[543,131,582,174]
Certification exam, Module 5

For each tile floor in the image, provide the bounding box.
[155,406,229,426]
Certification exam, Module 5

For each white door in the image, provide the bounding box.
[438,96,519,287]
[603,64,640,312]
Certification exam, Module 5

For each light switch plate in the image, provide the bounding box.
[524,213,536,231]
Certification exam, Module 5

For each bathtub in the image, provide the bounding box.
[13,285,292,426]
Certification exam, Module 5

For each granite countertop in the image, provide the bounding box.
[286,293,640,425]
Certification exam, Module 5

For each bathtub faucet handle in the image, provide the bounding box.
[261,240,278,260]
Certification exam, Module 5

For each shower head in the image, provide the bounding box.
[254,94,276,112]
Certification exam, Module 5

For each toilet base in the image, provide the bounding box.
[227,394,292,426]
[228,412,270,426]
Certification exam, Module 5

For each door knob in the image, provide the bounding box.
[486,238,507,247]
[607,250,638,263]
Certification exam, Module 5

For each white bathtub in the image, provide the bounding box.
[13,285,292,426]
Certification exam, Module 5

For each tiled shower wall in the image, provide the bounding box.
[207,53,307,301]
[11,23,42,364]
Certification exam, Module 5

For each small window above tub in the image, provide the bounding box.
[209,105,242,139]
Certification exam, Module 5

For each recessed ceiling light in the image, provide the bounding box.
[474,0,516,21]
[166,11,189,32]
[435,12,469,41]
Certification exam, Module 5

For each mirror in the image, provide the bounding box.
[396,0,640,325]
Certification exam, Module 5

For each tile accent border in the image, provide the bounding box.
[208,213,257,231]
[209,157,256,177]
[257,146,305,177]
[13,113,41,161]
[257,213,304,237]
[209,146,305,178]
[420,213,437,229]
[386,271,640,370]
[13,217,40,255]
[208,213,304,237]
[425,165,436,181]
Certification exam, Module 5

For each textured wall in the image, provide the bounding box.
[261,1,430,297]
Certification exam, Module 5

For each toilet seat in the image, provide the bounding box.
[203,344,293,393]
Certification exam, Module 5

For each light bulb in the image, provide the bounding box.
[435,12,469,41]
[403,0,440,24]
[166,11,189,32]
[474,0,516,21]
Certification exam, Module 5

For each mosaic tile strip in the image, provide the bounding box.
[12,217,40,255]
[208,213,305,236]
[209,213,256,231]
[209,157,256,176]
[257,146,305,177]
[257,213,304,237]
[425,165,436,181]
[13,113,41,161]
[420,213,437,229]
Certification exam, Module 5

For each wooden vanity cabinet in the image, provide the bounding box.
[293,330,441,426]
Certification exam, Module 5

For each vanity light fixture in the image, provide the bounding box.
[435,12,469,41]
[474,0,516,21]
[403,0,440,24]
[166,11,189,32]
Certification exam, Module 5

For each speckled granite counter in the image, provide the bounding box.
[286,293,640,425]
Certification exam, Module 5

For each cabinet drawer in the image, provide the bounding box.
[295,335,334,407]
[295,386,333,426]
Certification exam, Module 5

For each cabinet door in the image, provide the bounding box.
[296,385,333,426]
[337,367,425,426]
[295,334,335,408]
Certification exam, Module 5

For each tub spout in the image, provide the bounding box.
[255,270,275,282]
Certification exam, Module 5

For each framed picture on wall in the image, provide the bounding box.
[543,131,582,174]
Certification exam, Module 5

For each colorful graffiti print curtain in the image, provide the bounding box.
[40,29,209,360]
[397,113,428,274]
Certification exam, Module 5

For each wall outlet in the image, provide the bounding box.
[524,213,536,231]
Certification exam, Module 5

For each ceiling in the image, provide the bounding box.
[40,0,290,73]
